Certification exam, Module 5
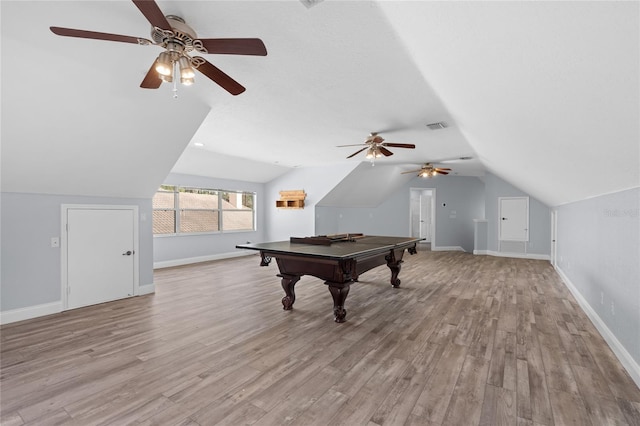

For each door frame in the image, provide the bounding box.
[409,187,436,245]
[550,209,558,267]
[61,204,140,310]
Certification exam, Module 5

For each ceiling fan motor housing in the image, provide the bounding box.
[151,15,201,54]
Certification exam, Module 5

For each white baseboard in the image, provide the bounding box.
[474,250,550,261]
[1,286,156,325]
[432,246,465,252]
[556,266,640,389]
[154,250,255,269]
[138,283,155,295]
[0,301,62,325]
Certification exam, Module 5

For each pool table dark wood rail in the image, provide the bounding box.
[236,236,421,322]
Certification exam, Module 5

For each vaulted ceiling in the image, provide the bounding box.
[1,1,638,206]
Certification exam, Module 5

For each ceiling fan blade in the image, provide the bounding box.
[347,147,368,159]
[436,171,450,175]
[50,27,152,45]
[132,0,172,31]
[381,143,416,149]
[193,57,245,95]
[379,147,394,157]
[140,60,162,89]
[198,38,267,56]
[435,167,452,171]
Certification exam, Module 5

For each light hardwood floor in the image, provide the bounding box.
[2,250,640,425]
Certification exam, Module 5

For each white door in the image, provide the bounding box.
[499,197,529,241]
[410,188,434,243]
[421,194,432,242]
[410,195,421,239]
[66,207,136,309]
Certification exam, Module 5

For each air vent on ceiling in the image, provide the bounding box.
[300,0,324,8]
[426,122,447,130]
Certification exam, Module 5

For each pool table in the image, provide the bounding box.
[236,235,421,322]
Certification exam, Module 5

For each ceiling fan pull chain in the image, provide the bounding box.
[172,61,179,99]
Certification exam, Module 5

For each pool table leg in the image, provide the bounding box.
[279,274,300,310]
[385,250,405,288]
[327,282,350,323]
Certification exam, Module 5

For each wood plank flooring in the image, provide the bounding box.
[2,249,640,425]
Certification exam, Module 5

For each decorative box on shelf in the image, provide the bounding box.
[276,190,306,209]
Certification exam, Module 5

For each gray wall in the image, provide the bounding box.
[316,175,486,252]
[264,163,355,241]
[483,173,551,255]
[153,173,266,265]
[556,187,640,369]
[1,192,153,312]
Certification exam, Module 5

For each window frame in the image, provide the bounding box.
[152,185,256,236]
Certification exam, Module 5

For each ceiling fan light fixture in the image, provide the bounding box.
[365,147,375,159]
[178,56,195,79]
[365,147,382,159]
[160,73,173,83]
[155,51,173,76]
[181,76,194,86]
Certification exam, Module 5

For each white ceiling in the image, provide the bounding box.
[1,1,638,205]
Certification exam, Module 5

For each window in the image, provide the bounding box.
[152,185,255,235]
[179,188,219,233]
[221,191,254,231]
[152,185,176,234]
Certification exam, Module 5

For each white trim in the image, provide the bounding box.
[0,301,62,325]
[139,283,155,295]
[550,209,558,267]
[0,289,156,324]
[432,246,465,252]
[474,250,550,261]
[154,250,255,269]
[556,266,640,389]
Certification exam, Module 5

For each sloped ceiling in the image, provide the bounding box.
[317,162,416,208]
[379,1,639,206]
[1,1,210,198]
[1,1,638,207]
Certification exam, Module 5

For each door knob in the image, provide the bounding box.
[122,251,133,256]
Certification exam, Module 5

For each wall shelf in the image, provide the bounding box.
[276,190,306,209]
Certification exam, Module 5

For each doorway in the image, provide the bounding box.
[61,205,139,310]
[410,188,435,247]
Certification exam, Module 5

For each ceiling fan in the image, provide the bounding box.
[338,133,415,159]
[50,0,267,96]
[401,163,452,178]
